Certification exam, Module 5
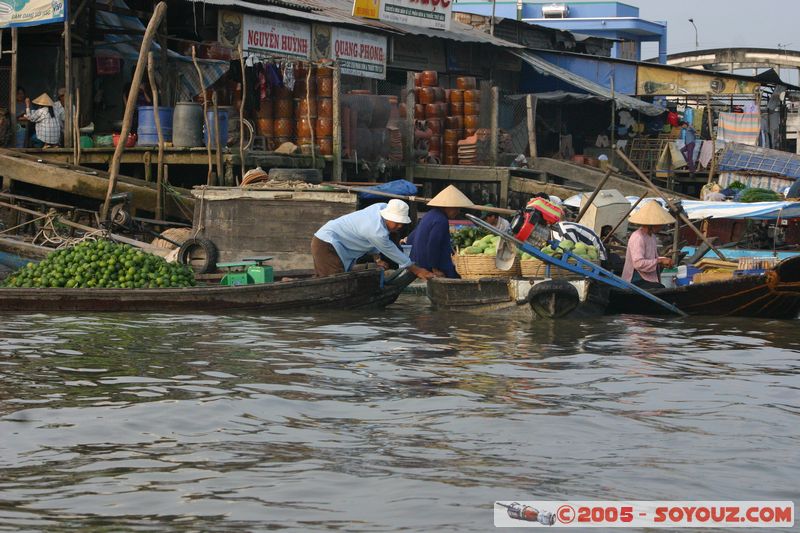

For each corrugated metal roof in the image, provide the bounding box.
[185,0,523,47]
[514,50,665,116]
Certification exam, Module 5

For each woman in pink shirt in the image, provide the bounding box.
[622,201,675,288]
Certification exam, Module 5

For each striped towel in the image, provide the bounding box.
[717,112,760,146]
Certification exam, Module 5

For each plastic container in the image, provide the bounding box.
[203,109,229,148]
[113,132,137,147]
[660,268,678,288]
[172,102,204,147]
[79,135,94,148]
[136,106,174,146]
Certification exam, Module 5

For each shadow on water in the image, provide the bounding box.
[0,295,798,531]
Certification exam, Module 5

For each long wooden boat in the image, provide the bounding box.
[606,256,800,319]
[0,269,405,312]
[426,277,609,319]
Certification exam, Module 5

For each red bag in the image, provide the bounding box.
[525,197,564,225]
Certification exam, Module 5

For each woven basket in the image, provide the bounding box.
[520,257,598,279]
[150,227,192,249]
[453,254,521,279]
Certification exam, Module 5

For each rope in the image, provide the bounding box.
[0,212,50,235]
[192,186,206,239]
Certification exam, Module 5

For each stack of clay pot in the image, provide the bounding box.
[415,70,446,162]
[273,84,294,148]
[292,64,333,156]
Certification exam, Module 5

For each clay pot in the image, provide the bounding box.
[444,154,458,165]
[445,116,464,129]
[273,118,294,137]
[316,117,333,137]
[418,87,436,105]
[465,128,477,137]
[316,77,333,97]
[427,118,443,134]
[443,129,463,143]
[296,118,314,138]
[273,86,292,99]
[292,79,315,98]
[319,137,333,155]
[317,97,333,119]
[433,87,446,103]
[425,103,444,118]
[256,101,273,118]
[414,72,422,87]
[463,102,479,115]
[414,104,426,119]
[317,66,333,78]
[429,136,442,152]
[443,141,458,156]
[420,70,438,87]
[464,115,479,129]
[399,103,407,117]
[450,102,464,116]
[456,76,477,90]
[256,118,273,136]
[273,99,294,119]
[449,89,464,104]
[463,89,480,103]
[295,98,317,119]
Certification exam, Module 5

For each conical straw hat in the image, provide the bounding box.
[629,200,675,225]
[427,185,474,208]
[32,93,54,107]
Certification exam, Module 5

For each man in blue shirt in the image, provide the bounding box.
[680,121,697,175]
[406,185,474,278]
[312,199,435,280]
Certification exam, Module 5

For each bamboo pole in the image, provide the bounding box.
[238,41,246,185]
[10,28,17,142]
[146,52,164,221]
[615,148,727,260]
[306,64,316,169]
[100,1,167,220]
[74,86,81,165]
[404,71,415,180]
[332,62,342,181]
[212,91,223,183]
[490,86,499,167]
[574,166,614,224]
[526,94,537,160]
[191,45,213,186]
[63,6,73,149]
[706,92,717,184]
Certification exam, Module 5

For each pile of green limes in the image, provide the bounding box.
[2,239,196,289]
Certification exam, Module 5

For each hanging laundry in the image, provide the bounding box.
[698,140,715,168]
[693,107,705,132]
[684,107,694,126]
[717,112,760,145]
[284,62,296,91]
[595,134,609,148]
[618,110,635,128]
[266,63,283,88]
[744,101,758,113]
[258,67,267,101]
[667,111,679,127]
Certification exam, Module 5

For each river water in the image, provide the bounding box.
[0,295,798,531]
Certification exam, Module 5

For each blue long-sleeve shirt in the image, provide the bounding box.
[406,208,458,278]
[314,203,413,271]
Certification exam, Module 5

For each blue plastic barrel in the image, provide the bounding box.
[137,106,174,146]
[204,109,229,148]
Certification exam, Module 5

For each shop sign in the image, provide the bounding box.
[313,25,387,79]
[352,0,452,31]
[218,10,311,59]
[637,65,758,96]
[0,0,65,29]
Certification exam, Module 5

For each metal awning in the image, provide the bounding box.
[514,50,665,116]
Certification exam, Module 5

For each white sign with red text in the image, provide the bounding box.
[331,27,387,79]
[242,14,310,59]
[378,0,452,31]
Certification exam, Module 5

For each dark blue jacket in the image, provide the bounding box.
[407,208,458,278]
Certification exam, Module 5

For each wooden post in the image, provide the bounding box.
[672,219,680,265]
[490,86,499,167]
[332,62,342,181]
[526,93,537,160]
[9,28,17,141]
[306,65,315,170]
[238,42,246,184]
[74,86,81,164]
[100,1,167,220]
[212,91,223,184]
[191,45,213,186]
[63,7,73,149]
[615,147,727,260]
[706,92,717,184]
[147,52,164,221]
[609,76,615,152]
[404,71,415,180]
[158,18,169,105]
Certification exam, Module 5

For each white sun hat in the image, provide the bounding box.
[380,199,412,224]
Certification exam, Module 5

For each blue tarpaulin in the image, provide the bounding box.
[358,180,419,200]
[719,143,800,180]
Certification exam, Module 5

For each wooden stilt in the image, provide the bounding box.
[332,63,342,181]
[238,42,246,184]
[147,52,165,221]
[212,91,223,184]
[64,6,73,149]
[191,46,213,186]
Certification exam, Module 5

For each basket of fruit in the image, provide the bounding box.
[453,234,521,279]
[520,239,600,278]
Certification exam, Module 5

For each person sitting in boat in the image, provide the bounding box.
[406,185,474,278]
[622,200,675,289]
[481,203,511,233]
[312,199,436,280]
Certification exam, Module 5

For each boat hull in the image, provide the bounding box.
[0,270,398,312]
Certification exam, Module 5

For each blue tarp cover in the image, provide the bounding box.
[719,143,800,180]
[358,180,419,200]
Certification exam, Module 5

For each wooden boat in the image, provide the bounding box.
[606,256,800,318]
[426,277,609,319]
[0,269,407,312]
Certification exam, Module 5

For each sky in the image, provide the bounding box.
[634,0,799,59]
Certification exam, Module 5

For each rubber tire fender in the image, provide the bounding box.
[178,238,219,274]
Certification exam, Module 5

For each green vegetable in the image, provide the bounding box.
[739,188,781,203]
[557,239,575,251]
[2,240,196,289]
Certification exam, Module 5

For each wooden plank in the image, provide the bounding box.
[190,187,357,203]
[413,164,510,182]
[509,176,582,200]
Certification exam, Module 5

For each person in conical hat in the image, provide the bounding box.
[622,200,676,288]
[312,198,435,280]
[406,185,475,278]
[23,93,61,148]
